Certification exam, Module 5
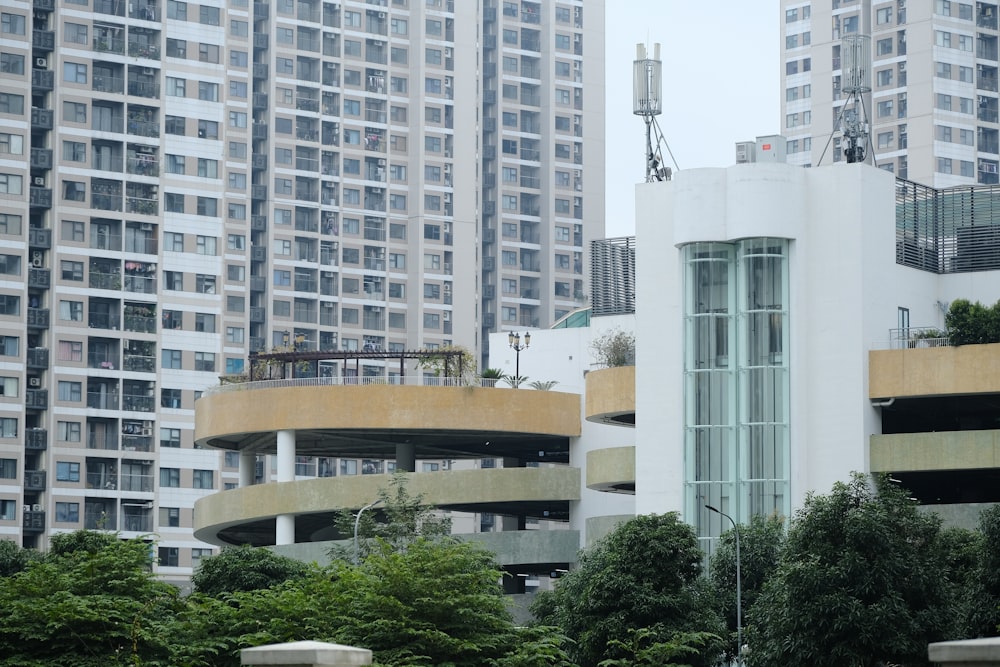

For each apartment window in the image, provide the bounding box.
[960,66,974,83]
[59,259,83,282]
[161,388,181,408]
[389,194,406,210]
[935,62,952,79]
[0,94,24,115]
[159,506,180,527]
[0,377,16,397]
[197,197,218,216]
[226,326,245,343]
[392,18,408,35]
[961,160,975,177]
[56,502,80,522]
[193,469,214,488]
[388,253,405,269]
[160,468,181,488]
[58,421,81,442]
[936,31,952,48]
[63,181,85,201]
[196,274,216,294]
[230,51,248,68]
[1,13,26,35]
[56,461,81,482]
[876,7,892,24]
[167,0,187,19]
[959,35,973,52]
[0,458,14,478]
[937,157,954,174]
[229,141,247,158]
[58,300,83,321]
[877,100,894,117]
[227,264,244,282]
[227,234,245,250]
[0,174,22,195]
[0,336,16,357]
[391,47,407,64]
[64,22,88,45]
[194,351,215,371]
[199,43,220,63]
[198,81,219,102]
[197,159,218,179]
[229,111,247,127]
[195,313,216,332]
[165,116,185,135]
[0,294,19,316]
[198,120,219,139]
[158,547,178,567]
[877,70,892,87]
[160,427,181,448]
[57,340,81,361]
[877,131,894,149]
[0,418,15,437]
[0,500,12,520]
[166,40,187,59]
[162,349,182,368]
[390,76,407,93]
[230,19,248,36]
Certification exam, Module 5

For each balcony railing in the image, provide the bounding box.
[121,435,153,452]
[93,75,125,94]
[87,472,118,489]
[120,474,154,493]
[883,326,950,350]
[87,391,120,410]
[124,355,156,373]
[124,315,156,333]
[123,394,155,412]
[88,433,119,450]
[26,428,48,451]
[93,36,125,54]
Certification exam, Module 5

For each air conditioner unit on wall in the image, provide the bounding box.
[33,176,45,187]
[33,504,42,511]
[35,57,46,68]
[28,377,41,387]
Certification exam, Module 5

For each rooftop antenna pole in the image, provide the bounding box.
[633,43,676,182]
[818,34,872,165]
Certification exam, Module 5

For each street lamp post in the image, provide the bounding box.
[706,504,742,665]
[508,331,530,387]
[353,498,383,564]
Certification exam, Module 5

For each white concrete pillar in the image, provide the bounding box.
[239,451,255,487]
[275,429,296,546]
[275,514,295,546]
[276,429,295,482]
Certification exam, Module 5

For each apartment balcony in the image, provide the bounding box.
[27,268,50,290]
[252,185,268,201]
[249,307,266,323]
[250,336,266,352]
[86,470,117,490]
[25,428,47,451]
[123,355,155,373]
[249,276,266,292]
[89,272,121,291]
[253,32,269,50]
[120,474,154,493]
[27,307,50,329]
[91,192,123,212]
[87,389,120,410]
[30,148,52,170]
[32,29,55,51]
[126,197,158,215]
[127,157,159,177]
[29,227,51,249]
[121,435,153,452]
[128,42,160,60]
[129,1,160,20]
[23,511,45,533]
[123,394,155,412]
[251,246,267,262]
[253,63,269,80]
[26,389,48,409]
[88,433,118,451]
[33,0,55,11]
[123,314,156,333]
[25,470,46,492]
[123,275,156,294]
[31,69,54,91]
[127,81,160,99]
[253,2,269,19]
[93,36,125,54]
[31,107,53,131]
[251,214,267,231]
[27,347,49,370]
[93,75,125,94]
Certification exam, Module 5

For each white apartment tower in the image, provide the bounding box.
[780,0,1000,187]
[0,0,604,581]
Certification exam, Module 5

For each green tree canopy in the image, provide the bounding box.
[191,544,310,596]
[746,474,958,667]
[0,532,181,666]
[532,513,724,667]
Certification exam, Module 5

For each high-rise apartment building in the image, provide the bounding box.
[780,0,1000,186]
[0,0,604,582]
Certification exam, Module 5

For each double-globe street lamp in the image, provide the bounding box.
[706,504,742,665]
[508,331,530,387]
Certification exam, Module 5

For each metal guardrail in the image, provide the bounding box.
[880,326,950,350]
[204,375,504,396]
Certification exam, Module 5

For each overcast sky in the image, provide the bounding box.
[603,2,781,237]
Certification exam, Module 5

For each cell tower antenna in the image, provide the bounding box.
[633,43,677,182]
[818,34,874,166]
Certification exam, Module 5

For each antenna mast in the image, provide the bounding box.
[818,34,873,165]
[634,43,677,182]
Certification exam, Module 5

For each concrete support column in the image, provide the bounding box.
[276,429,296,482]
[275,429,296,546]
[239,451,255,487]
[395,442,415,472]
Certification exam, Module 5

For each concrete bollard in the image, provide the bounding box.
[929,637,1000,667]
[241,640,373,666]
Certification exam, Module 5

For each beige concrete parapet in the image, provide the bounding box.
[928,637,1000,666]
[869,342,1000,399]
[585,446,635,493]
[584,366,636,426]
[195,383,581,450]
[194,466,581,545]
[870,429,1000,472]
[241,640,371,666]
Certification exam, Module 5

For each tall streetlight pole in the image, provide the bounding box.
[508,331,530,388]
[706,504,742,665]
[353,498,383,564]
